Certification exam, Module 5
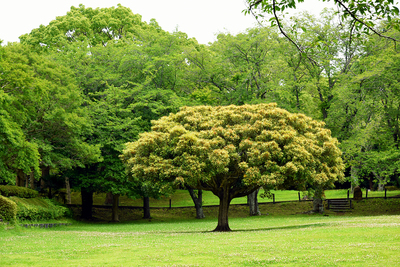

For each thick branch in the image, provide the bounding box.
[335,0,398,43]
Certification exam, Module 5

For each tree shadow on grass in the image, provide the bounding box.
[230,222,330,232]
[172,222,331,234]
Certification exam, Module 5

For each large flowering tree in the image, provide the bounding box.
[121,103,345,231]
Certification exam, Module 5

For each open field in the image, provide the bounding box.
[2,198,400,266]
[1,214,400,266]
[69,189,400,207]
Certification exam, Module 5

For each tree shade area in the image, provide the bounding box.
[121,104,345,231]
[1,3,400,222]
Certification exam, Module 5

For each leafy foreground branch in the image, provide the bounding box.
[121,103,345,231]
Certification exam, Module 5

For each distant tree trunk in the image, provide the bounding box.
[111,194,120,222]
[372,172,385,191]
[30,172,35,190]
[48,186,52,199]
[41,166,50,190]
[143,196,151,219]
[186,186,205,219]
[248,188,261,216]
[65,177,71,204]
[40,178,46,190]
[350,165,359,193]
[214,186,232,232]
[368,176,374,191]
[16,169,25,187]
[312,188,324,213]
[378,183,385,191]
[81,188,93,220]
[104,192,113,205]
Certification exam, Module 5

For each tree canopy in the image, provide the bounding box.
[2,3,400,223]
[0,43,100,185]
[121,103,345,231]
[245,0,399,54]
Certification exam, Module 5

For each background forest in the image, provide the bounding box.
[1,4,400,209]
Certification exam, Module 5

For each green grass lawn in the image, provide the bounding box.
[69,188,400,207]
[1,213,399,266]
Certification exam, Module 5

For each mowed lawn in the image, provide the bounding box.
[1,214,400,266]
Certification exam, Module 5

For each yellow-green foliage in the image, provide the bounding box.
[0,185,38,198]
[121,103,345,198]
[0,195,17,222]
[10,197,70,221]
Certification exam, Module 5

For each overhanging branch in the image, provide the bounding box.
[334,0,398,44]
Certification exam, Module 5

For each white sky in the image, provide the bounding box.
[1,0,334,45]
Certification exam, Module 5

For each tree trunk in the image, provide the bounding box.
[186,186,205,219]
[312,198,324,213]
[81,188,93,220]
[111,194,120,222]
[41,166,50,190]
[312,188,324,213]
[48,186,52,199]
[372,171,385,191]
[65,177,71,204]
[368,176,374,191]
[30,172,35,190]
[378,183,384,191]
[143,196,151,219]
[350,165,359,193]
[214,188,232,232]
[104,192,113,205]
[247,188,261,216]
[16,169,25,187]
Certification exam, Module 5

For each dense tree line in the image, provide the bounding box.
[1,4,399,221]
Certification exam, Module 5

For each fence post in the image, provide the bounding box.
[298,192,301,201]
[169,199,172,209]
[385,189,387,199]
[366,189,368,199]
[273,194,275,204]
[347,190,349,200]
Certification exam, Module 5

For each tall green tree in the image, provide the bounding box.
[121,103,345,231]
[0,43,100,186]
[329,29,400,189]
[21,4,200,219]
[281,10,363,120]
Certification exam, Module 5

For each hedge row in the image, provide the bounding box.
[0,185,38,198]
[11,197,71,221]
[0,195,17,222]
[385,186,399,191]
[0,196,71,223]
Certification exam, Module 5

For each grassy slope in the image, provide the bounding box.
[10,197,51,208]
